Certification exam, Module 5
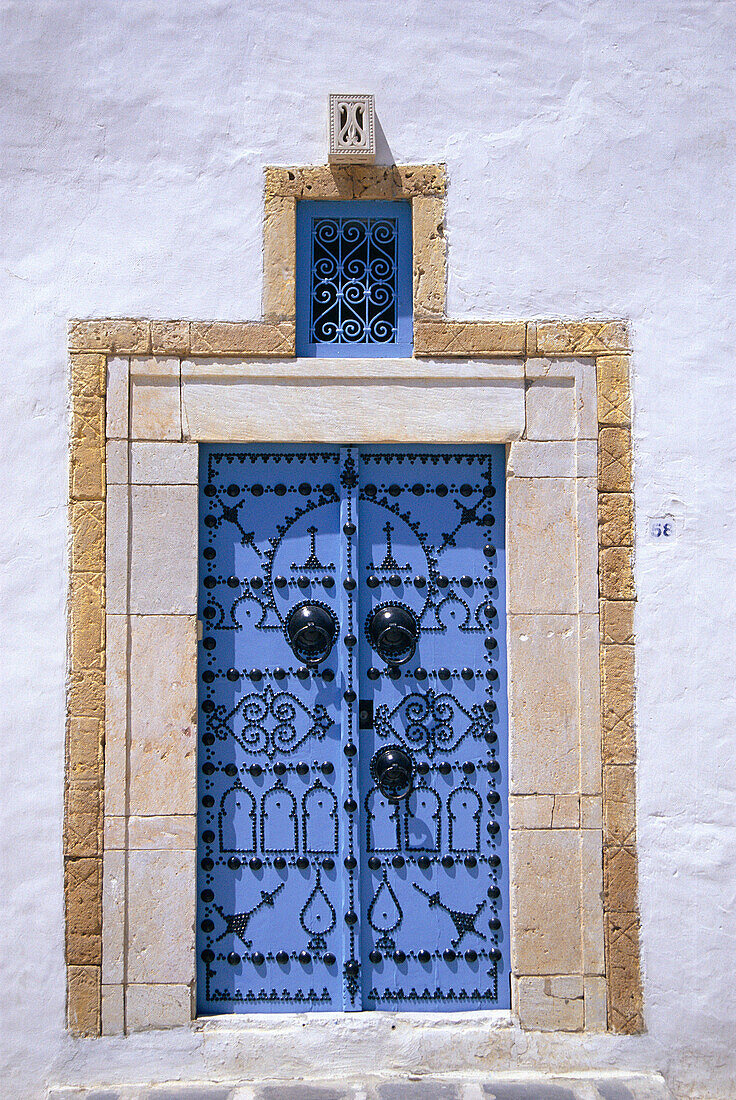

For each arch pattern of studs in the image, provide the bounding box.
[197,445,509,1013]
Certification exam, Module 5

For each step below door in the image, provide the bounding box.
[196,444,508,1014]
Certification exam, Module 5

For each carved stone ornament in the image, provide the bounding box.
[328,94,376,163]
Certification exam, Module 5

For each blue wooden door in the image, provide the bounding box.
[197,445,508,1014]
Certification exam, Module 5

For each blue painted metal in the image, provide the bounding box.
[295,200,413,357]
[356,447,509,1011]
[197,445,509,1015]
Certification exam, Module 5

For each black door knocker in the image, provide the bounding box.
[286,601,338,666]
[366,603,420,666]
[370,745,415,802]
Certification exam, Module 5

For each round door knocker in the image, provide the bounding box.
[370,745,415,802]
[366,603,420,666]
[285,601,338,666]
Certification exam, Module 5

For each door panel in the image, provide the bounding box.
[197,444,509,1015]
[196,446,353,1013]
[357,447,508,1011]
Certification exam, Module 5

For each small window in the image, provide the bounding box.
[296,200,413,357]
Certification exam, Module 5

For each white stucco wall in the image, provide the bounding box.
[1,1,735,1097]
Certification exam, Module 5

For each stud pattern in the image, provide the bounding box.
[197,444,508,1014]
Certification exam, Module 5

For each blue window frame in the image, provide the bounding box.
[296,200,413,357]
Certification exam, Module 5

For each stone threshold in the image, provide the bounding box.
[48,1071,676,1099]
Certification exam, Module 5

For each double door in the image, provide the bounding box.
[197,444,508,1013]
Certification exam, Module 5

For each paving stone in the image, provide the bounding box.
[259,1087,344,1100]
[376,1083,460,1100]
[482,1084,576,1100]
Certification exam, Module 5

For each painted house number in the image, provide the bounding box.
[648,516,676,541]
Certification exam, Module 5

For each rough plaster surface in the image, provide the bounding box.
[1,2,735,1097]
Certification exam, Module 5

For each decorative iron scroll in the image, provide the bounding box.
[309,216,398,346]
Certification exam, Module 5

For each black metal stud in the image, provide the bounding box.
[252,952,265,966]
[418,950,431,963]
[276,951,289,965]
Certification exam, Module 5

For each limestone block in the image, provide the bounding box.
[535,321,630,356]
[598,427,632,492]
[584,976,608,1030]
[69,572,104,672]
[509,615,581,795]
[103,815,125,850]
[581,794,603,829]
[68,666,105,720]
[266,165,355,200]
[69,318,151,355]
[67,716,103,783]
[101,982,125,1035]
[603,764,637,846]
[104,614,128,818]
[600,599,635,644]
[151,320,191,356]
[189,321,295,356]
[64,780,102,858]
[106,356,129,440]
[576,441,598,477]
[507,441,576,478]
[131,358,181,442]
[129,615,197,816]
[510,830,582,974]
[601,644,635,764]
[70,352,106,397]
[605,910,644,1033]
[128,815,196,849]
[575,358,599,440]
[357,163,447,197]
[576,477,599,614]
[182,377,525,444]
[71,397,105,500]
[263,197,296,322]
[580,828,605,976]
[67,964,101,1036]
[551,795,580,828]
[507,479,577,614]
[129,485,197,614]
[603,845,638,912]
[126,983,192,1030]
[131,441,198,484]
[105,483,129,615]
[509,794,554,829]
[102,849,125,984]
[600,546,635,600]
[412,195,446,318]
[71,500,105,574]
[515,975,584,1031]
[265,163,446,201]
[599,492,634,547]
[597,355,631,426]
[65,856,102,964]
[414,321,526,357]
[182,356,524,381]
[105,440,128,485]
[127,850,195,983]
[525,380,576,441]
[579,614,602,794]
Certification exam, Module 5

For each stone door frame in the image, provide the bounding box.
[65,163,640,1042]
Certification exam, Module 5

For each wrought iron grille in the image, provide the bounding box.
[296,201,413,357]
